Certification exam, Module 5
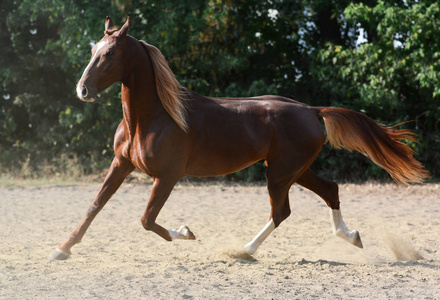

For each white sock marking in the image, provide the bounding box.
[244,219,276,255]
[330,209,359,244]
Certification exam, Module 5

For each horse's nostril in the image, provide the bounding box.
[81,85,88,98]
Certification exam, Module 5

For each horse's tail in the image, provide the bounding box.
[316,107,429,184]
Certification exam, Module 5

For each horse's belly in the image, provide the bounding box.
[185,133,269,177]
[185,154,264,177]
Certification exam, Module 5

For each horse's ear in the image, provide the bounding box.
[105,16,114,32]
[118,17,130,37]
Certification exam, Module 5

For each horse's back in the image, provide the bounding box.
[190,92,323,144]
[184,92,324,177]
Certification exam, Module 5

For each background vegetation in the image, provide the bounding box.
[1,0,439,182]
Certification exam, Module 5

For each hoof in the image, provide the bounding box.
[179,225,196,240]
[168,225,196,240]
[49,248,71,260]
[335,229,364,249]
[243,243,256,256]
[353,231,363,249]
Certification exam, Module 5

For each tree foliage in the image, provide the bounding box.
[0,0,438,180]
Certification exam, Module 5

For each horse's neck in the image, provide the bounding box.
[120,53,162,138]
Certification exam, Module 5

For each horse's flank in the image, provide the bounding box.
[138,40,189,132]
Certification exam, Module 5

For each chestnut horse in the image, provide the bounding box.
[50,17,428,260]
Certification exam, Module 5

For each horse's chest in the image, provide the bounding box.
[126,137,151,173]
[127,133,172,176]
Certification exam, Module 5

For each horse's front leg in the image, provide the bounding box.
[49,157,134,260]
[141,177,195,241]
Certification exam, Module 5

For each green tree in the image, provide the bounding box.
[314,1,440,178]
[0,0,124,174]
[0,0,437,181]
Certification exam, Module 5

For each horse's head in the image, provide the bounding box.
[76,16,131,102]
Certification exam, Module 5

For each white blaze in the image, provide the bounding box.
[76,41,107,99]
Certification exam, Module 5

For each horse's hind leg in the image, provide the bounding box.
[244,165,296,255]
[49,157,135,260]
[296,169,363,248]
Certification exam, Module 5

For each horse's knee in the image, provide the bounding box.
[141,216,154,231]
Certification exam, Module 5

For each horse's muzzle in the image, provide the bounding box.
[81,85,88,98]
[76,83,96,102]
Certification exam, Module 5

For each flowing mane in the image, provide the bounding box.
[139,40,189,132]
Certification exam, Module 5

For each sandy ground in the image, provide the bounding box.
[0,180,439,299]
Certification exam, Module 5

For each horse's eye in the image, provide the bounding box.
[105,50,114,56]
